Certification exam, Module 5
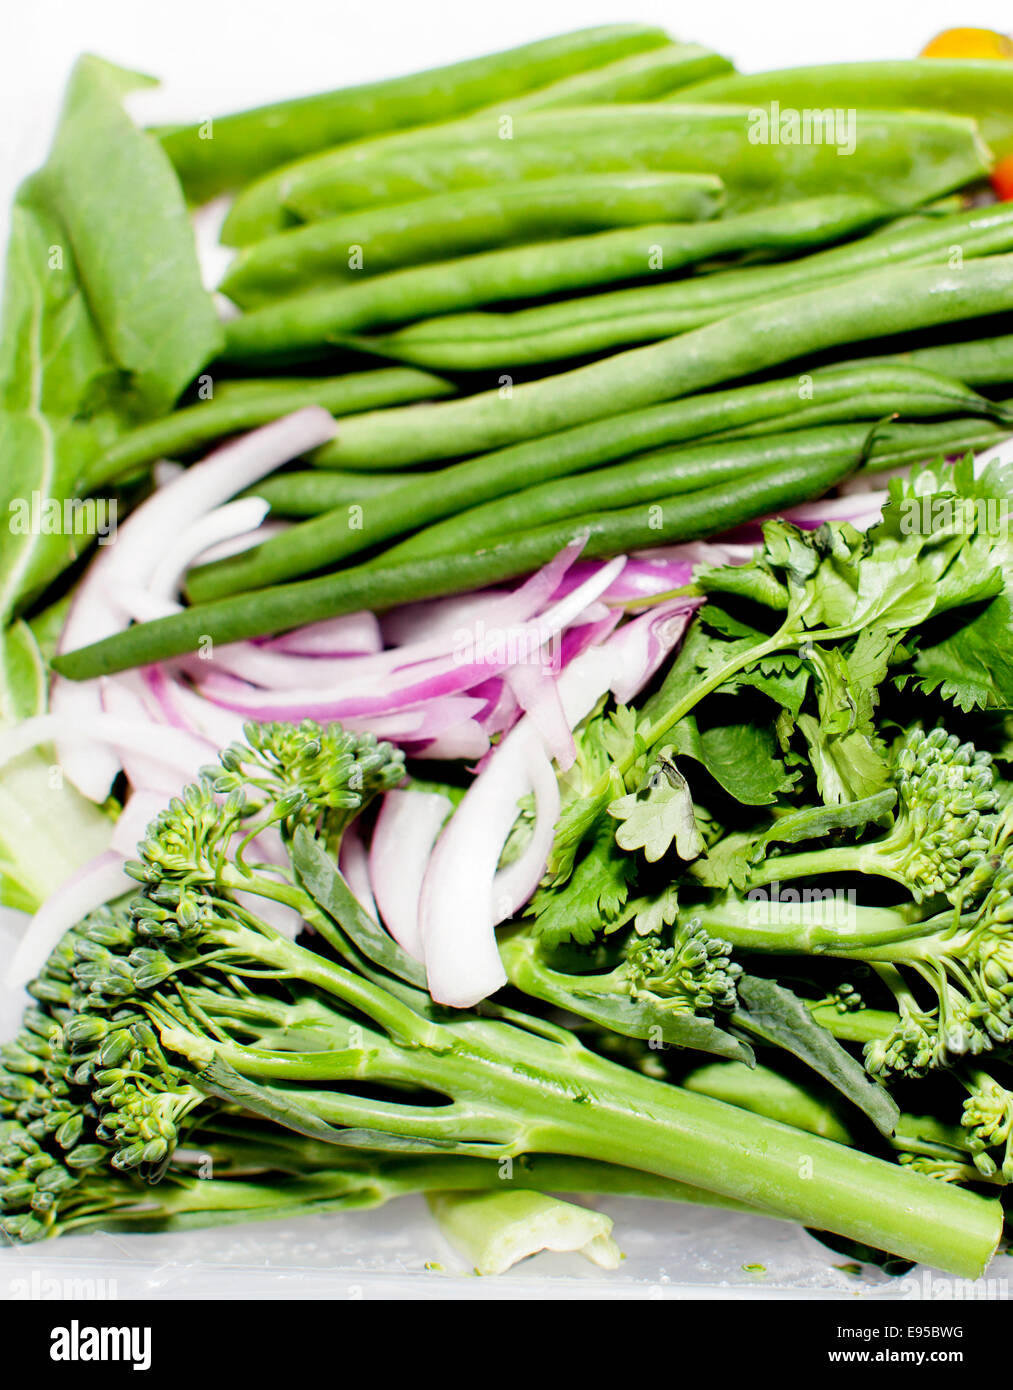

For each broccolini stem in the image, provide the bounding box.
[692,894,922,955]
[152,1001,1003,1278]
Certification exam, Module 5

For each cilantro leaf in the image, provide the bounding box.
[609,751,704,864]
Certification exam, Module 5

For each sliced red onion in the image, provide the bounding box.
[193,554,625,716]
[504,661,574,770]
[381,538,586,651]
[100,676,215,793]
[491,742,560,924]
[405,721,490,762]
[110,790,169,857]
[420,594,697,1009]
[0,713,214,784]
[634,540,754,568]
[142,666,247,748]
[147,497,272,599]
[193,519,288,567]
[153,461,185,488]
[54,409,336,801]
[380,591,503,647]
[606,600,700,705]
[338,697,486,741]
[339,819,380,924]
[550,556,694,605]
[264,613,383,657]
[369,789,453,961]
[5,852,134,991]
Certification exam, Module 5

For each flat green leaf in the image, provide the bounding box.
[733,975,898,1135]
[668,717,798,805]
[292,825,427,989]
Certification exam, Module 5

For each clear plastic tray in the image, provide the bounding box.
[3,914,1009,1301]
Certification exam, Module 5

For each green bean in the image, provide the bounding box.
[54,449,858,680]
[671,59,1013,158]
[158,25,670,203]
[220,172,726,309]
[187,363,983,600]
[384,413,1013,562]
[841,332,1013,388]
[247,105,985,227]
[222,196,893,363]
[221,44,730,244]
[312,254,1013,469]
[709,391,1012,443]
[246,470,415,517]
[361,202,1013,369]
[82,367,454,491]
[499,40,733,107]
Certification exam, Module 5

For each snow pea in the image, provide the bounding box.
[159,24,671,202]
[672,59,1013,158]
[269,105,986,224]
[220,42,730,244]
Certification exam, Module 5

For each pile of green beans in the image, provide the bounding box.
[356,202,1013,370]
[381,414,1013,563]
[52,32,1013,683]
[312,255,1013,469]
[187,363,1003,600]
[839,332,1013,388]
[221,195,894,362]
[220,172,726,309]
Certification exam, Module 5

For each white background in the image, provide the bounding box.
[2,0,1013,250]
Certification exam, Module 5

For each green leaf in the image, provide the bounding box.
[609,750,704,863]
[756,790,898,850]
[733,975,898,1135]
[668,717,798,805]
[0,620,47,721]
[0,56,223,622]
[612,883,681,937]
[529,821,635,946]
[558,988,754,1064]
[291,825,427,988]
[795,628,894,804]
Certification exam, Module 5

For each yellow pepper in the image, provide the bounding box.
[920,28,1013,60]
